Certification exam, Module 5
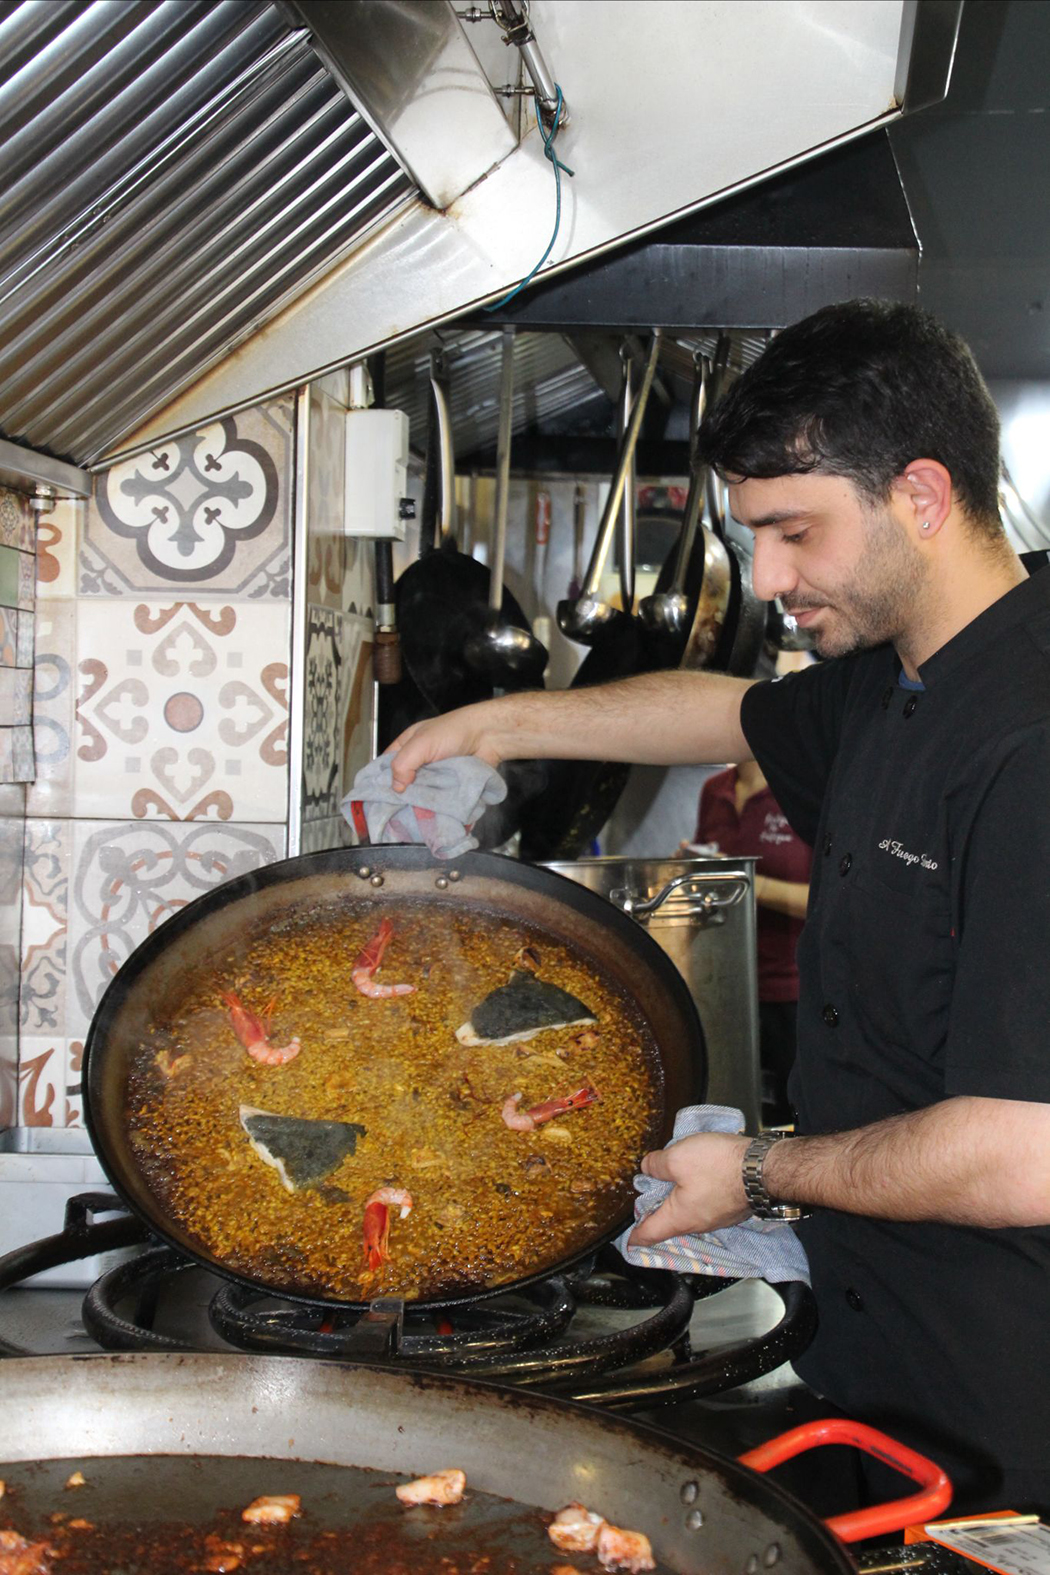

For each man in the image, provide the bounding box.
[389,300,1050,1510]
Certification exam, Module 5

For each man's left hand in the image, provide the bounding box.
[628,1133,752,1247]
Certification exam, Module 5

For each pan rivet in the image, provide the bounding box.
[685,1509,704,1531]
[746,1556,759,1574]
[370,874,385,888]
[763,1546,781,1567]
[680,1481,699,1505]
[435,876,449,890]
[448,869,461,881]
[358,866,372,879]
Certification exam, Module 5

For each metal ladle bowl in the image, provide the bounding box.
[638,352,708,645]
[462,326,549,688]
[557,331,662,645]
[464,617,548,684]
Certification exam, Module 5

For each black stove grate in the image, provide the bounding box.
[0,1194,817,1408]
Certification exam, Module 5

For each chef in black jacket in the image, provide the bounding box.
[388,300,1050,1511]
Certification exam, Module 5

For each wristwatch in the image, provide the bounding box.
[742,1132,810,1221]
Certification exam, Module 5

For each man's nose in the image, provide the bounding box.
[750,533,797,602]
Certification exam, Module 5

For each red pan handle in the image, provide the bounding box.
[739,1418,952,1543]
[347,800,370,845]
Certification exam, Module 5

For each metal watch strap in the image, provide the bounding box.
[742,1132,809,1222]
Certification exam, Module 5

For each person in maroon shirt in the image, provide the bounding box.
[693,758,812,1124]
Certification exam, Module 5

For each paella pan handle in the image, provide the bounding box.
[739,1418,952,1543]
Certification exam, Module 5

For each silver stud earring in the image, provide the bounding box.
[921,521,931,531]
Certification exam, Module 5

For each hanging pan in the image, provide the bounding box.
[518,334,667,862]
[380,360,538,744]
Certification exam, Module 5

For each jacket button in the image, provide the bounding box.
[822,1003,839,1027]
[838,853,852,876]
[823,835,832,857]
[903,695,918,718]
[846,1287,864,1312]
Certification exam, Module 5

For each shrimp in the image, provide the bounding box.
[240,1495,300,1524]
[222,993,300,1066]
[597,1524,655,1573]
[501,1082,601,1132]
[351,918,416,998]
[363,1185,414,1272]
[548,1503,604,1553]
[395,1468,466,1506]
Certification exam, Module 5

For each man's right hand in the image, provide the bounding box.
[386,702,506,792]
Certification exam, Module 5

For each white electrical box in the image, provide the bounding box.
[344,407,410,540]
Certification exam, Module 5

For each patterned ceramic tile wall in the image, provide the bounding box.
[14,396,299,1130]
[18,818,287,1126]
[0,487,36,783]
[299,386,375,842]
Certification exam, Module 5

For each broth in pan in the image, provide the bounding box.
[126,899,663,1301]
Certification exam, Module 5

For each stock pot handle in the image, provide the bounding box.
[610,872,749,918]
[739,1418,952,1542]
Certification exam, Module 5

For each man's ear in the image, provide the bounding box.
[895,460,952,540]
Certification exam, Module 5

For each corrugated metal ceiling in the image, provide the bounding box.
[0,0,415,466]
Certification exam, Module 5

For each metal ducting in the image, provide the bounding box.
[398,134,919,471]
[0,0,414,465]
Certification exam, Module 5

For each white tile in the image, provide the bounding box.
[73,599,291,821]
[16,1037,64,1127]
[26,599,77,817]
[35,499,80,599]
[21,818,72,1038]
[65,818,286,1039]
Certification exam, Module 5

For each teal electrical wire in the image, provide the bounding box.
[483,84,574,313]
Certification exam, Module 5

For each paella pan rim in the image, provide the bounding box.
[0,1352,858,1575]
[83,844,707,1313]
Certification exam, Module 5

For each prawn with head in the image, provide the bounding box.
[351,918,417,999]
[362,1185,414,1273]
[731,468,938,668]
[222,993,300,1066]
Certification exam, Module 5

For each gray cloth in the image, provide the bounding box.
[614,1104,811,1285]
[343,755,507,860]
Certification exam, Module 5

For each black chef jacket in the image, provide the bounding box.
[741,567,1050,1511]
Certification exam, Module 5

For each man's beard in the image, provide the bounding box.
[783,506,927,659]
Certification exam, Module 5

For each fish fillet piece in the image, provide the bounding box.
[395,1469,466,1506]
[548,1504,604,1553]
[240,1106,366,1192]
[456,969,595,1047]
[548,1506,655,1572]
[241,1495,300,1524]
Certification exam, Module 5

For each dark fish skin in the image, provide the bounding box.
[456,968,596,1047]
[240,1106,367,1192]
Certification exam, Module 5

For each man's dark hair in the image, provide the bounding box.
[696,299,1002,534]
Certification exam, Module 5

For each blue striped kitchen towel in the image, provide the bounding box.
[614,1104,811,1285]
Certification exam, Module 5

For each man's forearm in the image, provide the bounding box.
[765,1096,1050,1227]
[484,669,755,767]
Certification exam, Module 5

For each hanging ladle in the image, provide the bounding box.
[638,350,710,644]
[463,326,549,687]
[556,329,662,644]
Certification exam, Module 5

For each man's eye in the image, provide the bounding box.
[783,531,807,545]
